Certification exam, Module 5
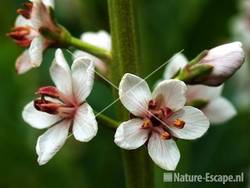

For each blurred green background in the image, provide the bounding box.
[0,0,249,187]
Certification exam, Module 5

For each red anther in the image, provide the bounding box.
[17,9,31,19]
[23,2,33,10]
[8,27,30,37]
[37,86,60,98]
[15,39,31,47]
[148,99,157,109]
[34,99,60,114]
[7,27,32,47]
[7,27,30,39]
[17,2,33,19]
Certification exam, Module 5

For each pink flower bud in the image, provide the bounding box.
[198,42,245,86]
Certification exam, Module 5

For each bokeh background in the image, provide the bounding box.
[0,0,249,187]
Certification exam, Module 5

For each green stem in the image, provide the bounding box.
[68,36,112,61]
[40,27,111,61]
[95,112,119,129]
[108,1,154,188]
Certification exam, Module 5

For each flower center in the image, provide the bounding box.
[141,99,185,140]
[34,86,79,119]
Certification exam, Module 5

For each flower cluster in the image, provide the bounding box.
[8,0,245,171]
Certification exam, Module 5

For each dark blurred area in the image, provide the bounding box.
[0,0,249,188]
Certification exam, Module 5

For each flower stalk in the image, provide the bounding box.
[68,36,112,61]
[39,26,112,61]
[94,112,119,129]
[108,0,154,188]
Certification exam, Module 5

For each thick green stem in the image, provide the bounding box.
[108,1,154,188]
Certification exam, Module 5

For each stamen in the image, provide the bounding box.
[7,27,30,39]
[142,118,152,129]
[34,98,76,118]
[17,9,31,19]
[148,100,157,109]
[15,39,31,47]
[34,99,61,114]
[37,86,60,98]
[160,131,172,140]
[17,2,33,19]
[57,106,76,118]
[36,86,75,105]
[173,118,185,129]
[23,2,33,9]
[7,27,32,47]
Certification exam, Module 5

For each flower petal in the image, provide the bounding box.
[187,84,223,102]
[42,0,54,8]
[31,0,54,29]
[22,101,61,129]
[148,133,180,170]
[73,50,107,73]
[50,49,73,96]
[15,50,33,74]
[168,106,209,140]
[203,97,236,124]
[71,57,94,102]
[72,103,97,142]
[153,79,187,111]
[114,118,149,150]
[80,30,111,50]
[15,15,32,27]
[29,36,46,67]
[163,53,188,79]
[119,73,151,117]
[36,120,71,165]
[30,0,45,29]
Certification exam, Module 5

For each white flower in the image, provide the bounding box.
[198,42,245,86]
[73,30,111,73]
[163,53,236,124]
[22,49,97,165]
[8,0,58,74]
[114,73,209,170]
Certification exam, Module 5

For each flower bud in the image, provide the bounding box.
[7,0,66,74]
[196,42,245,86]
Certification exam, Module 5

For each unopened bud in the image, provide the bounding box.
[195,42,245,86]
